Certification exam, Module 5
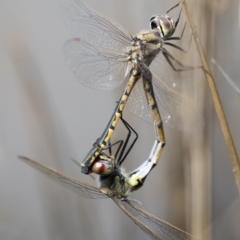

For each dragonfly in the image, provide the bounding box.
[54,0,201,175]
[20,117,195,240]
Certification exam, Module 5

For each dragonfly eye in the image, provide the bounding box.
[150,15,176,39]
[149,15,158,30]
[159,16,171,31]
[159,15,176,39]
[92,159,114,175]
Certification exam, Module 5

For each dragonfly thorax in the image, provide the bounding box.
[129,32,162,68]
[98,169,132,198]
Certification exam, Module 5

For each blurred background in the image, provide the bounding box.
[0,0,240,239]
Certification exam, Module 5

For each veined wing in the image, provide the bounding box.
[127,75,196,131]
[126,199,196,240]
[112,198,162,240]
[149,49,201,130]
[127,60,201,131]
[64,38,128,90]
[20,157,193,239]
[149,51,185,91]
[55,0,132,50]
[19,156,106,199]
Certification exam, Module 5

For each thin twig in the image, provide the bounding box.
[179,0,240,194]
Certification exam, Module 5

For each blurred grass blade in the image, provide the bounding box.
[211,58,240,96]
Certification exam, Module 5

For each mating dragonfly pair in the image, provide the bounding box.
[21,0,200,239]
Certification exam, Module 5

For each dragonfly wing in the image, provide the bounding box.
[64,38,128,90]
[149,51,186,91]
[126,199,196,240]
[112,198,162,240]
[127,78,152,123]
[127,63,202,131]
[151,73,193,131]
[55,0,132,50]
[19,156,106,199]
[150,52,204,131]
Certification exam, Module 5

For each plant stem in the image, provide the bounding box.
[180,0,240,194]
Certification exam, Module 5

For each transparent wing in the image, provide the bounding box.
[126,199,196,240]
[55,0,132,50]
[127,76,197,131]
[149,51,186,91]
[127,58,201,131]
[64,38,128,90]
[112,198,162,240]
[19,156,106,199]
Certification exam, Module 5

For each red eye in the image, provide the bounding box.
[91,160,114,175]
[92,161,106,174]
[159,16,171,30]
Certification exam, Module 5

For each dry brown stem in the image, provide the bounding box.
[179,0,240,194]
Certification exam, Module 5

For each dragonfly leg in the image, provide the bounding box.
[104,139,124,157]
[107,140,112,156]
[165,25,193,53]
[166,3,180,14]
[166,2,182,30]
[92,137,120,158]
[162,47,202,71]
[117,117,138,166]
[114,116,132,162]
[167,22,186,41]
[102,116,138,166]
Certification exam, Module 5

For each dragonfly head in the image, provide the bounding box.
[92,157,115,175]
[149,14,177,40]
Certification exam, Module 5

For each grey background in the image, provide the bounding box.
[0,0,240,239]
